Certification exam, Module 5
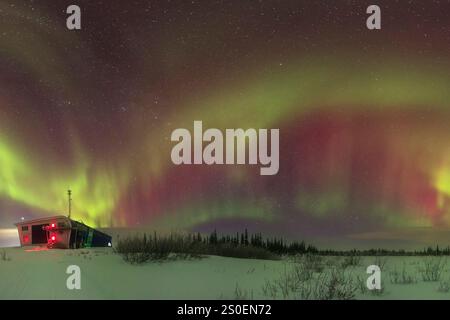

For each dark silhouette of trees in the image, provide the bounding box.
[200,229,450,257]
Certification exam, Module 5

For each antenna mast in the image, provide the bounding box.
[68,189,72,219]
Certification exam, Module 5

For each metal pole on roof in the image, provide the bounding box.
[68,189,72,219]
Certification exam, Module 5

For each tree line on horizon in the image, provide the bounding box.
[188,229,450,257]
[116,229,450,264]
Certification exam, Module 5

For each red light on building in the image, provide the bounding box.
[51,235,56,241]
[23,235,29,243]
[51,223,55,228]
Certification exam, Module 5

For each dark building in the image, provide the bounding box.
[15,215,112,249]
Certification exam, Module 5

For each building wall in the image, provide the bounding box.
[16,217,72,248]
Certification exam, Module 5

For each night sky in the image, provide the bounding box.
[1,0,450,243]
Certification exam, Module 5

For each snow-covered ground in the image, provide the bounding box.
[1,246,450,299]
[0,247,283,299]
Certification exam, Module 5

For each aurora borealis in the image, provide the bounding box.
[1,0,450,244]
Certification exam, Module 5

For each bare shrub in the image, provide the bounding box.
[234,283,253,300]
[419,257,446,282]
[262,279,279,299]
[324,257,340,268]
[437,280,450,293]
[0,250,11,262]
[373,256,388,271]
[311,268,357,300]
[114,234,172,264]
[292,262,314,282]
[262,265,357,300]
[301,254,324,273]
[341,254,362,269]
[389,265,417,284]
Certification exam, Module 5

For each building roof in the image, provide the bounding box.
[14,215,70,226]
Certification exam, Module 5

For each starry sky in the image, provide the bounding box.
[1,0,450,244]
